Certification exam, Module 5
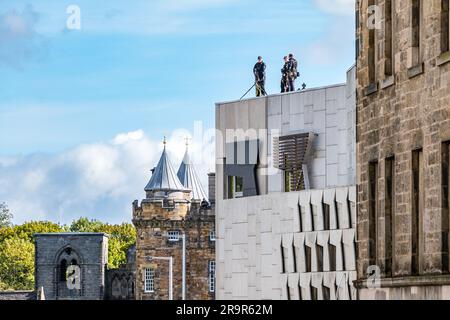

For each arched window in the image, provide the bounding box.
[60,259,67,281]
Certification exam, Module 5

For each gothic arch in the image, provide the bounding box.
[54,245,83,283]
[53,244,85,265]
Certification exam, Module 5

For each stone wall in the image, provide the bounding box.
[0,291,36,300]
[356,0,450,298]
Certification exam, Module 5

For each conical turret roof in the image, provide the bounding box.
[177,145,208,202]
[145,143,187,192]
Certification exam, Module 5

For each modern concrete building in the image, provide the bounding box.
[215,66,358,300]
[355,0,450,299]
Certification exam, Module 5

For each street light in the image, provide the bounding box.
[147,256,173,300]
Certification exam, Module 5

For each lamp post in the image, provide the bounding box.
[147,256,173,300]
[181,234,186,300]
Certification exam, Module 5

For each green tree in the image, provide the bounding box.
[0,221,65,243]
[0,203,13,228]
[69,218,136,268]
[0,237,35,290]
[0,221,65,290]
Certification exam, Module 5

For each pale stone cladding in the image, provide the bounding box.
[215,67,357,300]
[132,199,215,300]
[216,187,357,300]
[355,0,450,299]
[34,233,108,300]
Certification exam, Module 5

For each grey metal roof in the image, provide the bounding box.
[177,147,208,201]
[145,146,187,192]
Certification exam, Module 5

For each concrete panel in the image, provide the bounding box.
[311,190,324,231]
[232,273,249,298]
[326,164,338,187]
[326,145,339,165]
[299,191,313,232]
[268,95,282,116]
[268,114,282,131]
[290,113,305,132]
[232,223,248,245]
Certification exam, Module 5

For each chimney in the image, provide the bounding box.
[207,172,216,206]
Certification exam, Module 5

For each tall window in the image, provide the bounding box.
[209,230,216,242]
[281,243,288,274]
[368,0,376,84]
[385,157,395,276]
[411,149,423,275]
[323,202,331,230]
[323,285,331,301]
[368,161,379,266]
[292,242,297,273]
[208,261,216,293]
[329,243,337,272]
[411,0,422,66]
[442,142,450,273]
[305,245,312,273]
[228,176,243,199]
[442,0,450,53]
[316,244,324,272]
[311,287,318,300]
[384,0,394,76]
[144,268,155,293]
[59,259,67,282]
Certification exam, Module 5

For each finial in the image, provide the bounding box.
[163,136,167,147]
[185,136,190,147]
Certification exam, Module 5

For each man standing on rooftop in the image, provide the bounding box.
[253,56,267,97]
[287,53,299,92]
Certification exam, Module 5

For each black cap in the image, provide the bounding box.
[258,56,262,60]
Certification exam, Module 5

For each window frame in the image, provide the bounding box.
[144,268,155,293]
[167,230,181,242]
[208,261,216,293]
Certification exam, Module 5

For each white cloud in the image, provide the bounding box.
[303,10,355,66]
[112,129,144,145]
[0,130,215,224]
[313,0,354,16]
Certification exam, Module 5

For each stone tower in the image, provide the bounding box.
[133,140,215,300]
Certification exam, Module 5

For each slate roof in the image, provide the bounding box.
[177,147,208,202]
[145,146,187,192]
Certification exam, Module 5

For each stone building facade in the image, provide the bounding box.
[34,233,109,300]
[104,245,136,300]
[133,143,215,300]
[355,0,450,299]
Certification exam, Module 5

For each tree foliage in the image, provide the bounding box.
[0,203,13,228]
[68,217,136,268]
[0,217,136,290]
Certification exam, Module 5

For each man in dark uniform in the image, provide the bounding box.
[253,56,267,97]
[280,56,289,93]
[286,53,299,92]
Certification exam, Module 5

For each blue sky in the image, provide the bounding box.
[0,0,355,224]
